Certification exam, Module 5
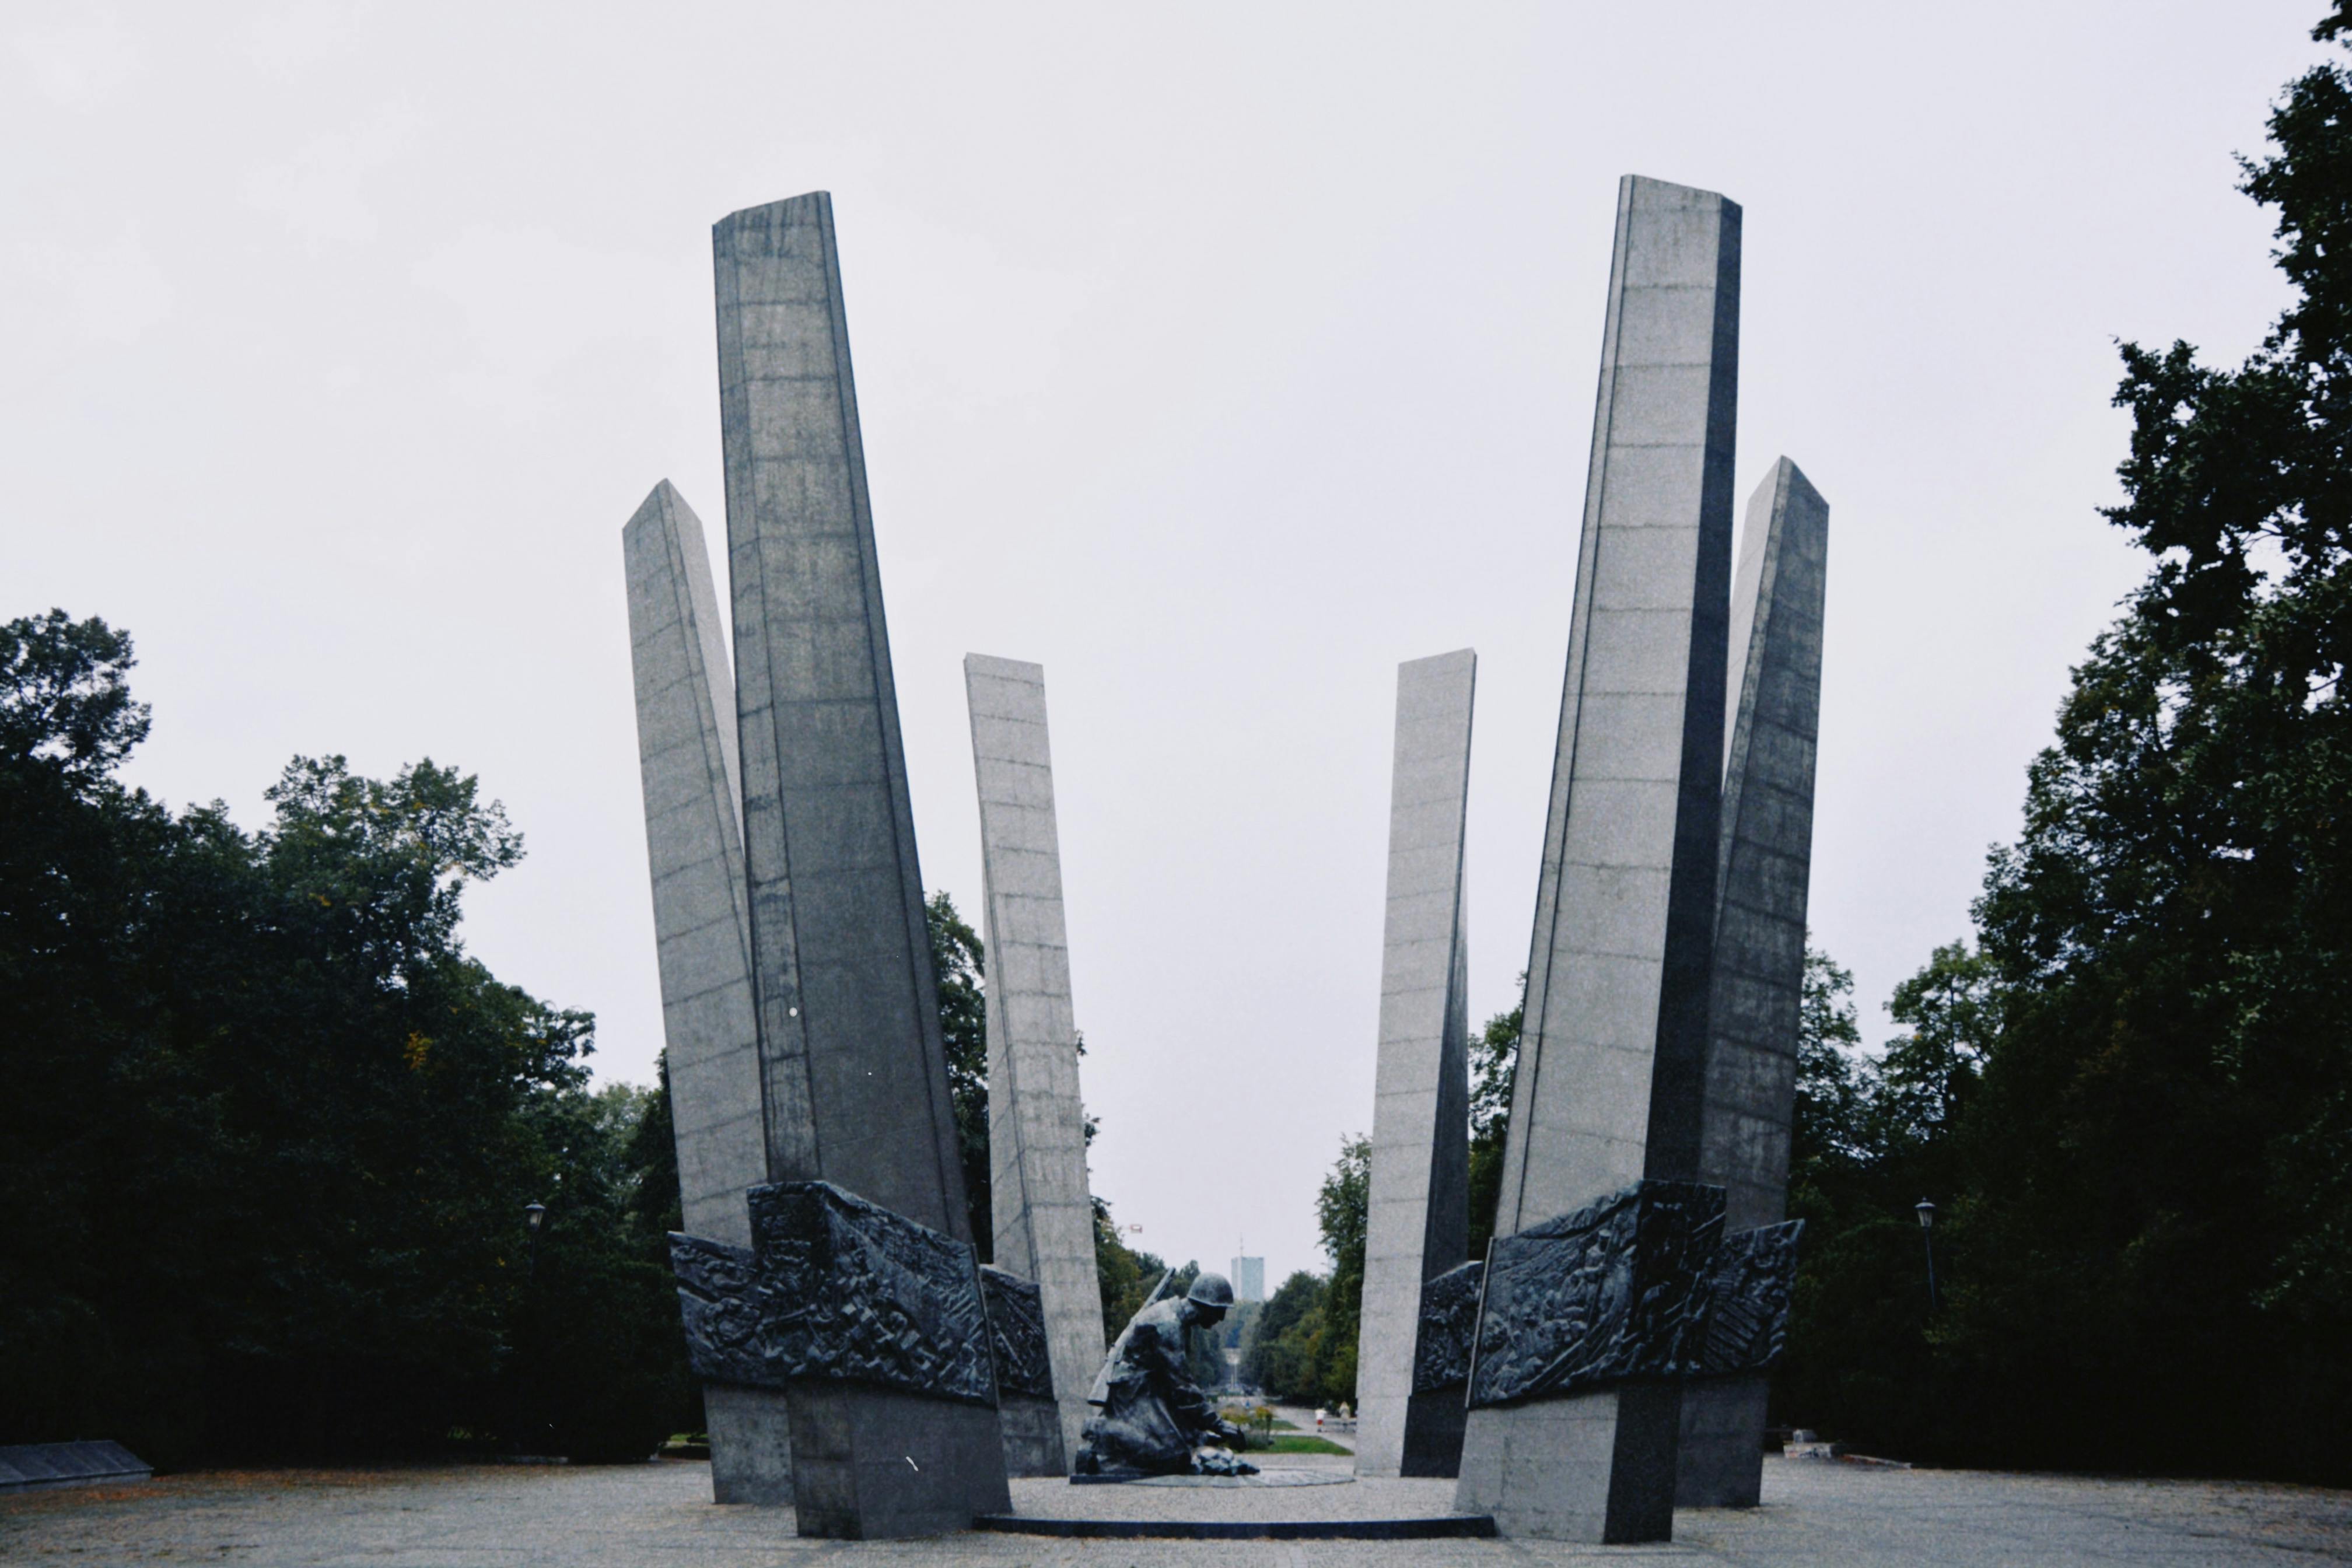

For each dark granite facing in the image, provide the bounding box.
[1464,1179,1800,1409]
[979,1266,1055,1401]
[1410,1261,1485,1394]
[670,1179,996,1406]
[1692,1219,1803,1376]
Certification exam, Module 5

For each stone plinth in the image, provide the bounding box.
[1676,458,1830,1508]
[714,189,1008,1536]
[1457,173,1740,1543]
[1357,650,1476,1479]
[622,480,792,1504]
[964,654,1103,1473]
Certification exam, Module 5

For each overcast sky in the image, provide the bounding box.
[5,2,2328,1286]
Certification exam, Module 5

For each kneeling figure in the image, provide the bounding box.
[1074,1272,1256,1478]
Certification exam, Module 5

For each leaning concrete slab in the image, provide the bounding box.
[964,654,1105,1475]
[1456,173,1740,1544]
[0,1441,150,1494]
[1676,459,1830,1508]
[1356,649,1476,1480]
[622,480,793,1506]
[715,190,1010,1536]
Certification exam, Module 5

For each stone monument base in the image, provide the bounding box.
[984,1468,1493,1539]
[785,1387,1012,1539]
[704,1385,793,1504]
[1677,1375,1769,1507]
[1455,1384,1682,1542]
[1399,1386,1468,1477]
[996,1392,1066,1479]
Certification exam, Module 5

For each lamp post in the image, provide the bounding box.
[518,1200,548,1454]
[1915,1198,1938,1313]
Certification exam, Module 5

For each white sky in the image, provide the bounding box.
[4,2,2327,1287]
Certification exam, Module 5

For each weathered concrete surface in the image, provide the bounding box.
[1459,173,1740,1544]
[995,1395,1066,1482]
[1356,650,1476,1480]
[964,654,1104,1471]
[14,1458,2346,1565]
[622,480,792,1503]
[1676,458,1831,1510]
[715,190,1007,1535]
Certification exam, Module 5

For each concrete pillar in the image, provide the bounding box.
[1356,649,1476,1479]
[715,190,1010,1537]
[621,480,793,1505]
[1456,174,1740,1542]
[1675,459,1829,1507]
[963,653,1105,1474]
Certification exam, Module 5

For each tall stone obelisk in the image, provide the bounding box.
[714,191,1010,1538]
[623,480,793,1506]
[963,654,1107,1473]
[1675,458,1830,1507]
[1455,174,1740,1542]
[1356,650,1476,1479]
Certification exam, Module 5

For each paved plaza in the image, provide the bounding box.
[4,1455,2348,1565]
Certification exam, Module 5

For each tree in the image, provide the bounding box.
[1931,8,2352,1475]
[0,610,685,1464]
[1238,1269,1327,1399]
[1465,985,1523,1261]
[0,608,149,782]
[1308,1135,1370,1406]
[1876,941,2000,1141]
[1774,5,2352,1478]
[926,891,992,1258]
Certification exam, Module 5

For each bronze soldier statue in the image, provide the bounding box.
[1073,1272,1257,1478]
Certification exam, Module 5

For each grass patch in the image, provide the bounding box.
[1251,1434,1352,1455]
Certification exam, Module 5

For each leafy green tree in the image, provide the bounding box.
[926,890,992,1258]
[1929,5,2352,1475]
[1774,5,2352,1479]
[0,610,685,1464]
[1308,1135,1369,1406]
[1790,946,1868,1175]
[1876,942,2001,1142]
[1238,1269,1327,1398]
[0,609,149,780]
[1772,944,1951,1454]
[1465,984,1523,1261]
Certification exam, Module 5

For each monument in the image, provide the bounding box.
[622,480,792,1504]
[1355,649,1477,1480]
[962,653,1107,1474]
[1453,173,1741,1543]
[1073,1274,1253,1478]
[1676,459,1831,1507]
[706,189,1008,1537]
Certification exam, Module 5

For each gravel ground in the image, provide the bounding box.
[4,1454,2348,1565]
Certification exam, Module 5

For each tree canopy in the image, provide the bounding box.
[0,611,690,1463]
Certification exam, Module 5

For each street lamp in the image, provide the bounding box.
[1915,1199,1938,1312]
[516,1201,549,1455]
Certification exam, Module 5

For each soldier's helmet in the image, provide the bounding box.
[1186,1273,1236,1310]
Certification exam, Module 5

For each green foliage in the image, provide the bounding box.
[1775,8,2352,1479]
[1465,984,1523,1261]
[926,890,991,1258]
[1309,1135,1368,1406]
[1877,942,2001,1140]
[1236,1136,1370,1406]
[0,612,688,1464]
[1237,1269,1327,1397]
[1092,1198,1152,1346]
[0,608,150,781]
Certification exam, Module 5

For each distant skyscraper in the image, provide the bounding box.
[1231,1255,1265,1303]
